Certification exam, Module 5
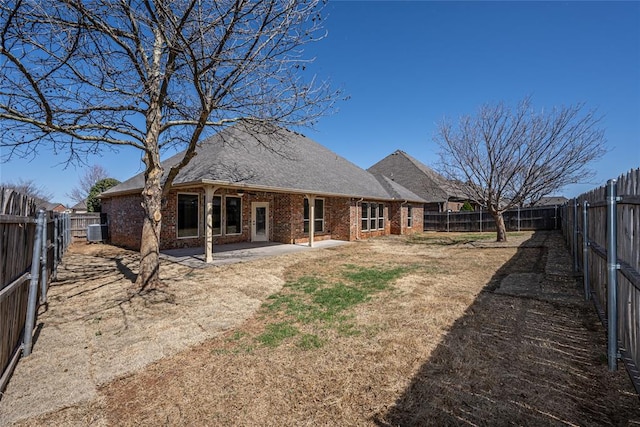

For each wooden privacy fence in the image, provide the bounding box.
[70,213,102,242]
[424,205,561,232]
[563,168,640,395]
[0,188,71,395]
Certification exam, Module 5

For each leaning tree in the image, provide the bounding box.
[435,97,606,242]
[1,0,338,290]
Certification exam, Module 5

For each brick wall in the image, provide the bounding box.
[101,194,145,250]
[103,188,421,251]
[389,202,423,236]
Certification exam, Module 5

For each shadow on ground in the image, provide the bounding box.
[376,231,640,426]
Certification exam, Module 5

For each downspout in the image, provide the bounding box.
[355,198,364,240]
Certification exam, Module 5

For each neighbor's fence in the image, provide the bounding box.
[424,205,560,232]
[563,168,640,395]
[70,213,102,242]
[0,188,71,395]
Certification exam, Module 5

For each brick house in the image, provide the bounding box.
[101,122,424,262]
[368,150,471,212]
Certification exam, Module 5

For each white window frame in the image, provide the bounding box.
[362,202,386,231]
[378,203,385,230]
[177,192,200,239]
[407,205,413,228]
[361,202,369,231]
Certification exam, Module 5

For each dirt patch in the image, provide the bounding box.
[2,231,638,426]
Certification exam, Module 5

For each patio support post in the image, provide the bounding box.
[205,186,219,263]
[307,195,315,248]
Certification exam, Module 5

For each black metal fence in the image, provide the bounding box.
[424,205,561,232]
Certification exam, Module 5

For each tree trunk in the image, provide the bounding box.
[490,210,508,242]
[137,91,164,291]
[137,161,164,290]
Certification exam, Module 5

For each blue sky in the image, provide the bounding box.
[1,1,639,206]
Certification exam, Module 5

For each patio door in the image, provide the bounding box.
[251,202,269,242]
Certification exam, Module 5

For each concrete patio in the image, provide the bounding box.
[160,239,350,268]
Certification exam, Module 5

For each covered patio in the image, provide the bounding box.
[161,239,350,268]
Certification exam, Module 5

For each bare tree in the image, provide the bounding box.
[67,164,109,204]
[435,97,606,242]
[1,0,338,290]
[1,178,54,202]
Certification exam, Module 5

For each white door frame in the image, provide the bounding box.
[251,202,269,242]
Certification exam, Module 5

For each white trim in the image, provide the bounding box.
[177,192,200,239]
[251,202,269,242]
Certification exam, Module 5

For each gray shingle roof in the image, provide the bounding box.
[102,122,425,203]
[367,150,468,203]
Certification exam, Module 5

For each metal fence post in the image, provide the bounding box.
[479,209,482,233]
[582,200,590,300]
[53,215,59,279]
[573,199,579,272]
[39,212,48,305]
[606,179,619,371]
[446,209,450,233]
[24,210,45,356]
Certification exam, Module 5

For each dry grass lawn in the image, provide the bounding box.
[3,231,639,426]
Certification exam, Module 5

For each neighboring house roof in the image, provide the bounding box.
[534,196,568,206]
[102,122,425,203]
[367,150,467,203]
[71,200,88,211]
[33,197,66,212]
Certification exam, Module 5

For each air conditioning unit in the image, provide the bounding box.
[87,224,108,242]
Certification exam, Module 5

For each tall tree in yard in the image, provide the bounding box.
[67,165,110,205]
[435,97,606,242]
[1,0,338,290]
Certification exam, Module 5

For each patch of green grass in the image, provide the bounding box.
[250,265,412,350]
[285,276,324,294]
[342,265,408,291]
[297,333,324,350]
[313,283,370,312]
[256,322,299,347]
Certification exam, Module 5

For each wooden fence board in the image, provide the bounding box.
[1,189,71,393]
[564,168,640,394]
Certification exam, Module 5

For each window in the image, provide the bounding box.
[177,193,199,238]
[361,202,369,231]
[225,196,242,234]
[370,203,377,231]
[304,198,324,233]
[407,205,413,228]
[212,196,221,235]
[361,202,385,231]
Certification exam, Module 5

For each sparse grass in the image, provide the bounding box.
[407,231,526,245]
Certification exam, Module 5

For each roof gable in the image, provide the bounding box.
[368,150,467,203]
[102,123,425,202]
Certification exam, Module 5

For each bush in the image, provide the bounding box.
[87,178,120,212]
